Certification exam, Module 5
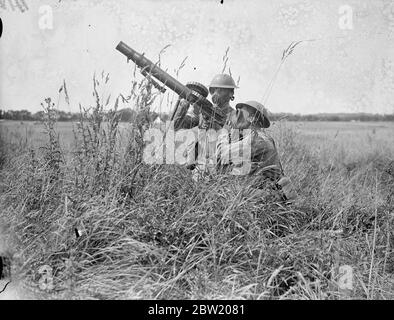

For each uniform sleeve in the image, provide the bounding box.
[173,99,200,131]
[251,134,277,165]
[250,133,283,180]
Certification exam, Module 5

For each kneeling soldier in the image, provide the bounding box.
[216,100,296,201]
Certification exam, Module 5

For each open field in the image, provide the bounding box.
[2,120,394,153]
[0,118,393,300]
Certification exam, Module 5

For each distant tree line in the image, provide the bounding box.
[0,109,80,122]
[0,108,160,122]
[268,112,394,122]
[1,108,393,122]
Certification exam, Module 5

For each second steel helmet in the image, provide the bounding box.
[208,74,238,91]
[235,100,271,128]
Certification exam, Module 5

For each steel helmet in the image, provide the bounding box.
[235,100,271,128]
[208,74,238,91]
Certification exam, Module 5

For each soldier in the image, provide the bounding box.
[173,74,237,131]
[216,100,296,201]
[172,74,238,176]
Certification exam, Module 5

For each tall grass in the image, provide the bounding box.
[0,75,393,299]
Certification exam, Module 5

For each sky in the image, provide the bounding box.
[0,0,394,114]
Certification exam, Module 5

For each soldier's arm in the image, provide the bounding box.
[173,99,200,131]
[250,134,283,180]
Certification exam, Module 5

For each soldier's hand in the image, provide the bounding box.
[222,119,232,131]
[178,98,190,113]
[277,176,297,202]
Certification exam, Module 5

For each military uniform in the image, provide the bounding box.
[173,100,234,175]
[171,74,238,177]
[173,99,233,131]
[216,128,283,181]
[216,100,297,201]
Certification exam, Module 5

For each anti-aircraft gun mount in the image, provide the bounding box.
[116,41,225,124]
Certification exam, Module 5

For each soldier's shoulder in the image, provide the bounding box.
[254,130,276,145]
[224,104,235,114]
[255,129,271,138]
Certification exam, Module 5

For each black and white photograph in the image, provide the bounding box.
[0,0,393,304]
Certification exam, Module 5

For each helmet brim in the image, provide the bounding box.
[236,102,270,128]
[209,85,239,89]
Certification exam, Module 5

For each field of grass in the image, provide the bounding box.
[2,120,393,161]
[0,103,393,300]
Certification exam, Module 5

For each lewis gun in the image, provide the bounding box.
[115,41,226,124]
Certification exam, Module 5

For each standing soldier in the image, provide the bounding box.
[216,100,296,201]
[172,74,238,177]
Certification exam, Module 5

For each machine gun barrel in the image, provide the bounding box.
[116,41,192,100]
[116,41,226,124]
